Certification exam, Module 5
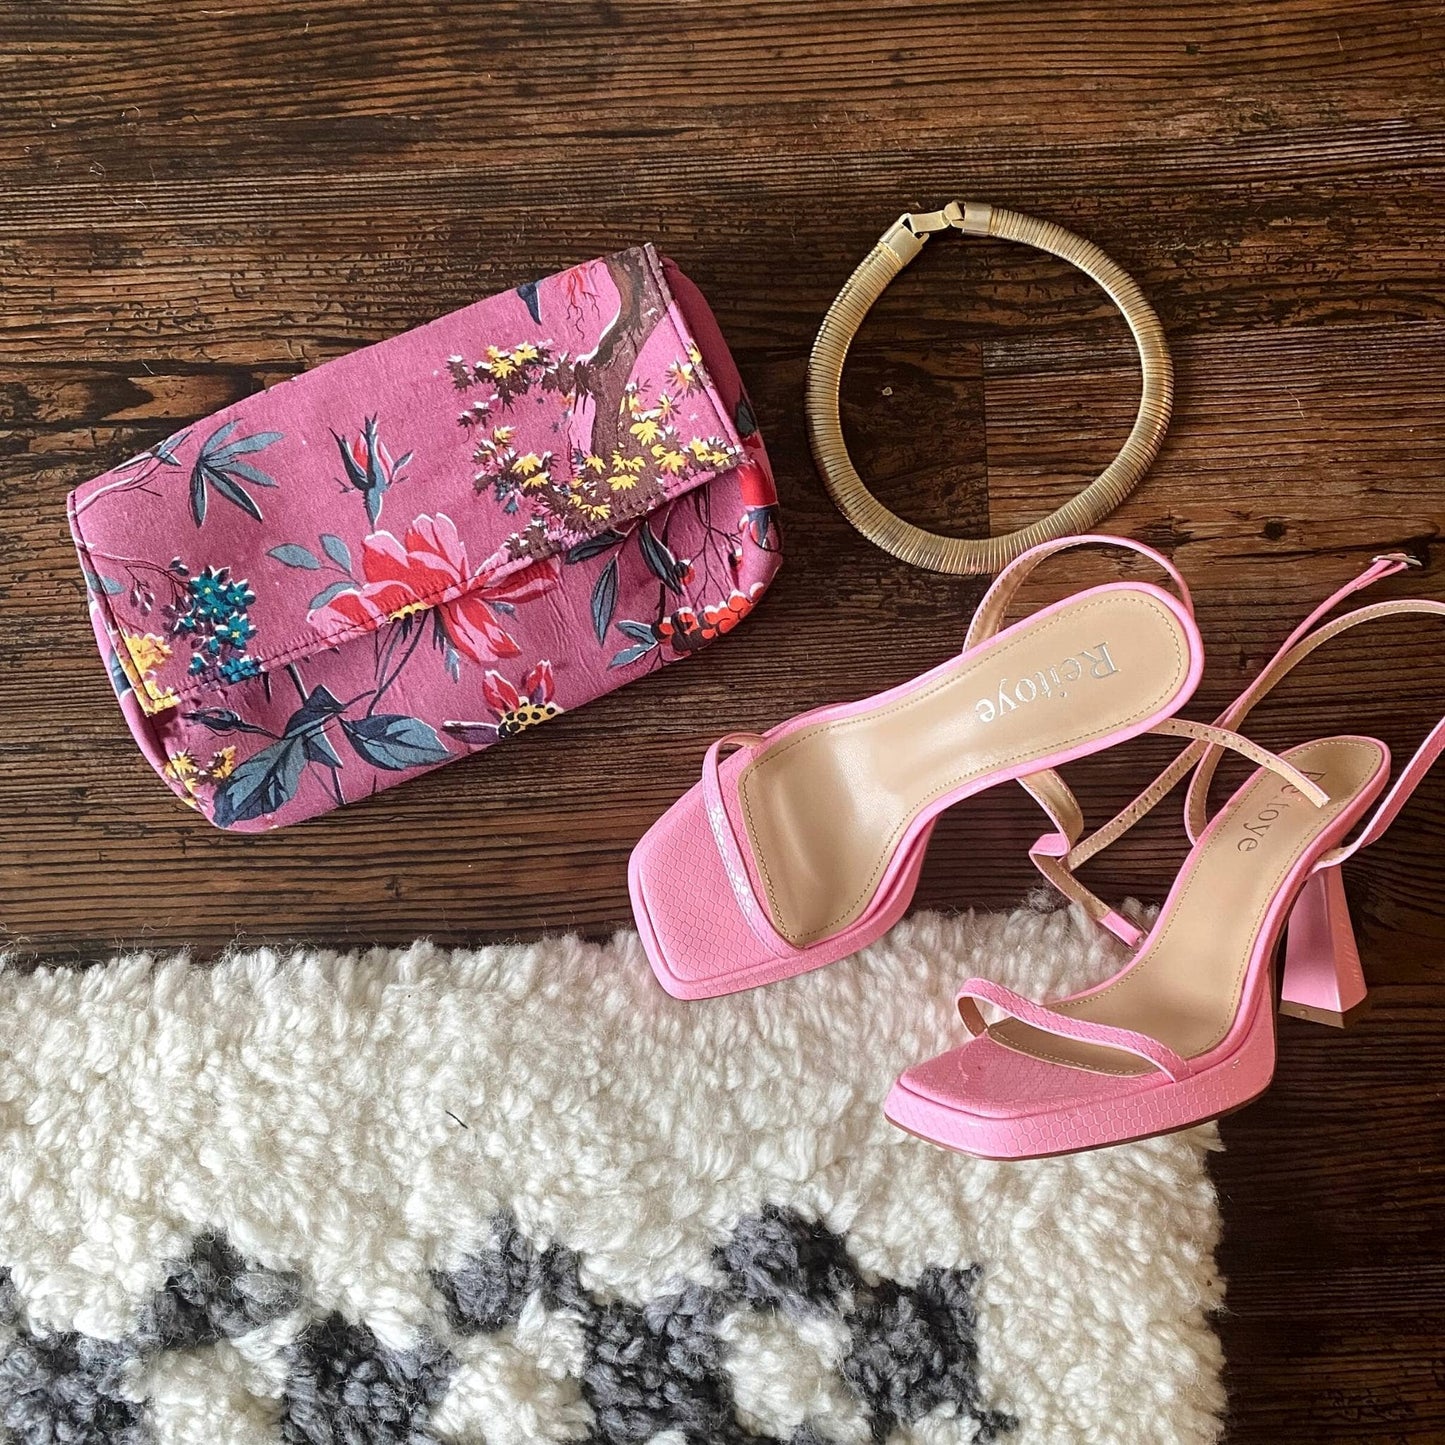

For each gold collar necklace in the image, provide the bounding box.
[807,201,1173,575]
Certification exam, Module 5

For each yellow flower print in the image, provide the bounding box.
[510,452,553,489]
[123,632,172,675]
[120,632,179,709]
[620,381,643,416]
[165,744,237,800]
[163,751,202,804]
[652,445,688,476]
[608,451,646,489]
[687,436,736,469]
[165,750,198,782]
[578,500,612,521]
[483,345,517,379]
[492,425,516,445]
[656,393,676,421]
[629,414,664,446]
[583,453,605,474]
[511,342,540,365]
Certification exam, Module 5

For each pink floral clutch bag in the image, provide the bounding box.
[68,246,782,830]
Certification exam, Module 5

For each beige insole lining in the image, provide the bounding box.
[991,736,1386,1075]
[738,590,1193,946]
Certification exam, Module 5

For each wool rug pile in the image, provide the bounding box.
[0,906,1225,1445]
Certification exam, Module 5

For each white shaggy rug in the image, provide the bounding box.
[0,907,1225,1445]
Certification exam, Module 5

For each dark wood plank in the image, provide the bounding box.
[1214,988,1445,1442]
[1,4,1442,1440]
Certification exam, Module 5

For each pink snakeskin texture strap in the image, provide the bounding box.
[956,977,1195,1081]
[1026,830,1145,946]
[700,733,796,958]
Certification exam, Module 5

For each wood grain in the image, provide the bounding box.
[1,3,1443,1438]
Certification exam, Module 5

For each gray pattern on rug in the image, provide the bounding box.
[1,1210,1013,1445]
[0,909,1226,1444]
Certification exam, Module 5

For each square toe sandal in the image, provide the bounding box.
[886,552,1441,1159]
[629,534,1207,998]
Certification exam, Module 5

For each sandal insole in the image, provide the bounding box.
[991,735,1386,1074]
[738,588,1195,946]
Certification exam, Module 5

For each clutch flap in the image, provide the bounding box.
[69,244,750,716]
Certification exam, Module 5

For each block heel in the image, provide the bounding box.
[1279,866,1370,1027]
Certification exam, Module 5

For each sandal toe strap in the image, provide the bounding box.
[701,733,797,959]
[957,977,1193,1081]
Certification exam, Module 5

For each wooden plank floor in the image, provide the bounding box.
[1,3,1442,1438]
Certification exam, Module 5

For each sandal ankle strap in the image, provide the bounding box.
[964,532,1195,653]
[1029,717,1331,943]
[1180,563,1443,872]
[1034,552,1442,937]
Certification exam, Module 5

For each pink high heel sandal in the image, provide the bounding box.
[630,535,1209,998]
[886,552,1440,1160]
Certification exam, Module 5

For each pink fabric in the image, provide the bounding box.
[67,246,781,830]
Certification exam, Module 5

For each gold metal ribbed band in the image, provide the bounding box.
[805,202,1174,575]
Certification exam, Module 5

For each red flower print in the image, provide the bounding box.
[482,659,557,722]
[735,456,775,511]
[311,512,558,664]
[735,442,779,551]
[654,584,766,654]
[445,658,561,744]
[334,415,413,524]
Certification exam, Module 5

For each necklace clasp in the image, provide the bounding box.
[907,201,966,236]
[879,201,994,262]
